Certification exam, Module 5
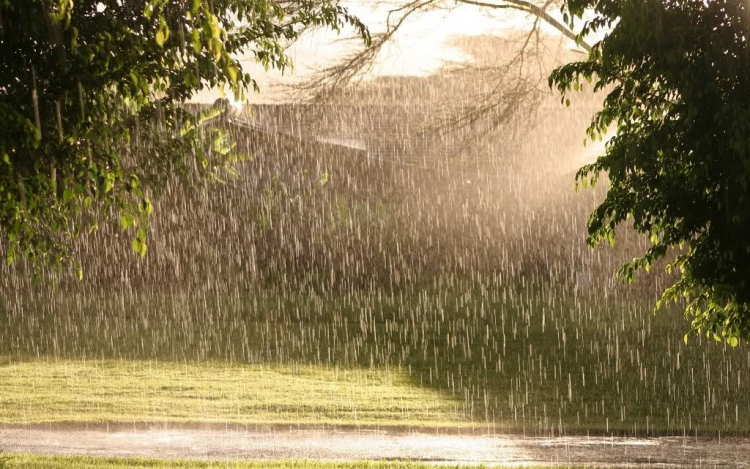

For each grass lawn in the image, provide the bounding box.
[2,455,482,469]
[0,359,466,428]
[2,284,750,435]
[2,455,661,469]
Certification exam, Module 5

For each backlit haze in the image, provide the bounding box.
[191,1,573,104]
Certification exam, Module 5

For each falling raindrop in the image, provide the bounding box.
[0,24,747,451]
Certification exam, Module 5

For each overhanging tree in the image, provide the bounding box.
[0,0,368,277]
[550,0,750,343]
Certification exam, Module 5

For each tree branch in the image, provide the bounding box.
[454,0,591,52]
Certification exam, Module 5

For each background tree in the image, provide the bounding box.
[550,0,750,343]
[0,0,368,277]
[301,0,750,342]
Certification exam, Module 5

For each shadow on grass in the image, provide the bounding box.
[1,277,748,437]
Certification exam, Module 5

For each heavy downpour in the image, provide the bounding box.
[1,0,749,468]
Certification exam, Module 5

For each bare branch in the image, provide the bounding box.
[292,0,440,100]
[292,0,589,101]
[284,0,592,157]
[455,0,591,52]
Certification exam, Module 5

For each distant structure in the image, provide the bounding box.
[198,100,370,159]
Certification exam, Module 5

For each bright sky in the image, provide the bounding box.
[191,1,572,104]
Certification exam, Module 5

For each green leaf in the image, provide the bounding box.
[156,28,167,47]
[226,65,238,84]
[142,198,153,216]
[131,237,143,255]
[104,173,115,193]
[132,227,148,258]
[71,27,79,51]
[192,29,202,53]
[120,213,134,231]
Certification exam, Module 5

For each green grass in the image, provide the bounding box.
[2,455,481,469]
[0,359,466,428]
[0,455,648,469]
[2,283,750,435]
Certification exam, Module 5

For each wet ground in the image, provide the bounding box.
[1,425,748,467]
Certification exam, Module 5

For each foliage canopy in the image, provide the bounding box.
[0,0,367,277]
[550,0,750,343]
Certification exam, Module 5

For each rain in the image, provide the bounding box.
[1,1,749,467]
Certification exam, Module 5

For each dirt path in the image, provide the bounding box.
[1,426,748,466]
